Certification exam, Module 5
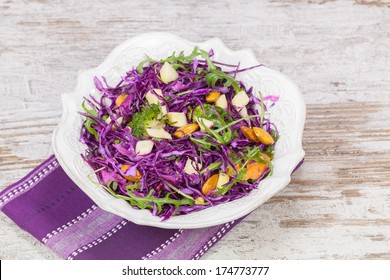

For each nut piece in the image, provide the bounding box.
[253,127,275,145]
[201,174,219,195]
[173,123,199,138]
[121,164,142,182]
[115,94,128,107]
[205,91,221,103]
[240,126,259,143]
[195,197,205,205]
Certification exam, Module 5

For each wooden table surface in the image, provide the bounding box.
[1,0,389,260]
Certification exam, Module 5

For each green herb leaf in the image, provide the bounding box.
[200,161,222,175]
[82,100,98,118]
[136,46,217,74]
[192,104,232,128]
[84,118,98,140]
[205,69,241,93]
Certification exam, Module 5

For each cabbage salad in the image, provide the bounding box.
[80,47,279,220]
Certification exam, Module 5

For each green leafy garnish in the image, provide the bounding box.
[217,146,274,195]
[128,104,162,138]
[106,187,194,214]
[200,161,222,175]
[193,104,232,128]
[205,69,242,93]
[82,100,98,118]
[136,46,216,74]
[82,100,99,140]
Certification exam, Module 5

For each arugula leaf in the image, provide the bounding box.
[84,118,98,140]
[82,100,98,118]
[190,136,221,151]
[128,104,162,138]
[136,55,155,73]
[200,161,222,175]
[192,104,232,128]
[82,101,99,139]
[205,69,242,93]
[136,46,217,74]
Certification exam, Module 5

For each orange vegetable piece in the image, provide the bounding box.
[121,164,142,182]
[242,162,269,181]
[115,94,128,107]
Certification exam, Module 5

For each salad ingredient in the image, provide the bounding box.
[167,112,188,127]
[195,117,214,132]
[115,94,127,107]
[195,197,205,205]
[146,128,172,139]
[205,91,221,103]
[173,123,200,138]
[240,126,260,143]
[129,104,162,138]
[242,162,269,181]
[216,172,230,189]
[145,89,164,105]
[160,62,179,83]
[183,158,202,175]
[215,94,228,110]
[201,174,219,195]
[253,127,275,145]
[239,106,248,118]
[121,165,142,182]
[135,140,154,155]
[231,90,250,108]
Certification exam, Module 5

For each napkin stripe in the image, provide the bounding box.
[45,205,124,259]
[142,229,184,260]
[191,221,235,260]
[0,158,58,208]
[67,220,128,260]
[42,205,98,244]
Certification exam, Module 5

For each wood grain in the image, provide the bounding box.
[1,0,389,260]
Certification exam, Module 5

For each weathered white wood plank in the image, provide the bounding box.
[1,0,389,260]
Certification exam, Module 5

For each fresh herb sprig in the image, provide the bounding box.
[136,47,216,73]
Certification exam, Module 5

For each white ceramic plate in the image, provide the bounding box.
[53,32,305,229]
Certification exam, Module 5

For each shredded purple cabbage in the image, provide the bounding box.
[80,47,279,221]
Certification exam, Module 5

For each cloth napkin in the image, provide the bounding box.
[0,155,303,260]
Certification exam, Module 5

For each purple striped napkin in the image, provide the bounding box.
[0,155,303,260]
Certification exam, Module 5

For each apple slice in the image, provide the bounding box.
[217,172,230,189]
[231,91,250,109]
[167,112,188,127]
[215,94,228,110]
[183,158,202,175]
[146,128,172,140]
[145,88,163,105]
[160,62,179,84]
[239,106,248,118]
[135,140,154,155]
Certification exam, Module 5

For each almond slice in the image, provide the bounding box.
[201,174,219,195]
